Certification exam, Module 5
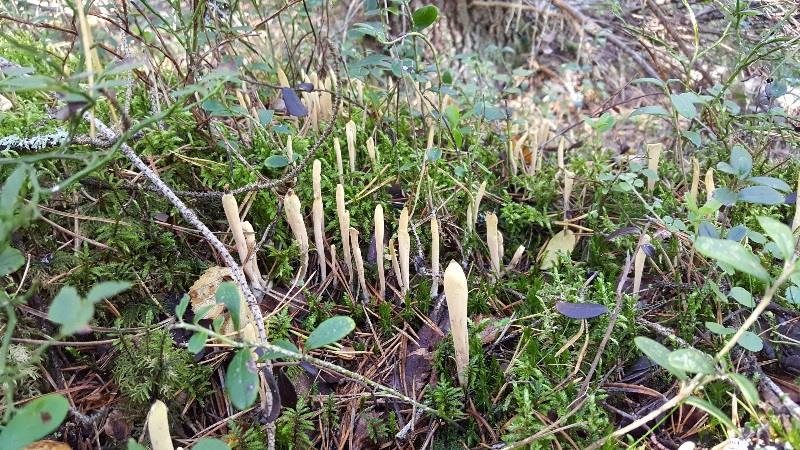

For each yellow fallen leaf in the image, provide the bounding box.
[23,441,71,450]
[540,229,578,270]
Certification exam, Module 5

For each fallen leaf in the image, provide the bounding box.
[555,302,609,319]
[23,441,72,450]
[540,229,578,269]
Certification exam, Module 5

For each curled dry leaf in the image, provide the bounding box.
[188,266,231,320]
[22,442,72,450]
[540,229,578,270]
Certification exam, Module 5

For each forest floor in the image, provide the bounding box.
[1,1,800,450]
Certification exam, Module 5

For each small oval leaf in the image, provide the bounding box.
[634,337,687,380]
[0,394,69,450]
[668,348,716,374]
[305,316,355,350]
[226,349,259,410]
[412,5,439,30]
[738,331,763,352]
[555,302,608,320]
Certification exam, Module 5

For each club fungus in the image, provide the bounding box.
[389,237,402,294]
[350,227,368,302]
[336,184,353,283]
[633,234,650,293]
[430,216,440,298]
[705,168,715,202]
[345,120,357,171]
[284,189,309,282]
[312,160,327,281]
[690,157,700,203]
[647,143,662,191]
[398,207,411,297]
[507,245,526,271]
[375,204,386,299]
[240,221,263,288]
[222,194,259,286]
[333,137,344,184]
[366,136,377,167]
[147,400,173,450]
[486,212,501,275]
[443,260,469,387]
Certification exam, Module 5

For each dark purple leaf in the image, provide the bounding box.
[605,226,640,241]
[642,243,656,258]
[295,82,314,92]
[281,87,308,117]
[555,301,609,320]
[785,191,796,205]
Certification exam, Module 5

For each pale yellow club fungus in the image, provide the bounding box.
[540,229,578,270]
[240,221,263,289]
[507,245,526,271]
[336,184,354,283]
[345,120,357,172]
[375,204,386,299]
[633,234,651,294]
[466,203,474,234]
[430,216,440,298]
[472,181,487,232]
[147,400,173,450]
[563,169,575,219]
[349,227,368,302]
[312,160,327,281]
[646,143,663,191]
[284,189,309,282]
[690,157,700,204]
[793,173,800,232]
[389,237,402,295]
[443,260,469,387]
[366,136,378,167]
[426,126,436,150]
[486,212,501,275]
[286,134,294,164]
[705,168,715,202]
[333,137,344,184]
[277,68,290,87]
[222,194,260,287]
[398,208,411,297]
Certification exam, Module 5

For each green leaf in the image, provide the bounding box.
[749,176,790,192]
[188,331,207,354]
[175,294,190,320]
[127,439,148,450]
[668,348,716,374]
[634,336,687,380]
[194,305,215,323]
[685,396,735,430]
[630,105,670,118]
[694,237,770,281]
[738,186,785,205]
[631,77,665,88]
[670,93,698,119]
[729,287,754,307]
[305,316,356,350]
[729,373,760,405]
[705,321,735,335]
[729,145,752,177]
[0,394,69,450]
[48,286,94,335]
[426,147,442,162]
[412,5,439,30]
[738,331,763,352]
[264,155,290,169]
[216,281,242,331]
[226,349,259,410]
[1,165,27,211]
[193,438,231,450]
[0,246,24,276]
[757,216,795,261]
[681,130,701,146]
[86,281,131,304]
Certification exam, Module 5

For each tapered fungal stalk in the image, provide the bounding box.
[320,76,333,120]
[466,203,474,234]
[349,227,368,302]
[426,126,436,150]
[333,137,344,184]
[563,169,575,219]
[375,204,386,299]
[284,189,309,282]
[646,143,662,191]
[286,134,294,164]
[507,245,526,271]
[430,216,440,298]
[633,234,650,293]
[398,208,411,297]
[472,181,487,231]
[443,260,469,387]
[147,400,174,450]
[366,136,377,167]
[345,120,357,171]
[508,139,518,175]
[690,157,700,203]
[498,229,504,265]
[513,131,529,175]
[389,237,402,294]
[240,221,263,288]
[793,173,800,231]
[312,160,327,281]
[277,68,290,87]
[557,137,566,172]
[705,168,715,201]
[486,212,501,275]
[222,194,259,285]
[336,184,353,283]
